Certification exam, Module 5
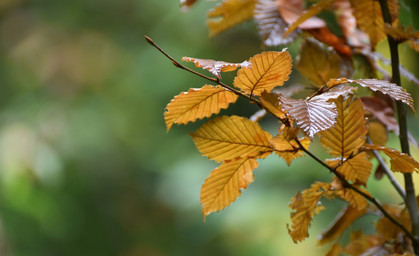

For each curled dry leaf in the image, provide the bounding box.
[190,115,273,162]
[207,0,256,36]
[254,0,298,46]
[182,56,250,78]
[234,50,292,96]
[164,85,238,131]
[201,157,258,220]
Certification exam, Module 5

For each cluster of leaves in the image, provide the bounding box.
[159,0,419,255]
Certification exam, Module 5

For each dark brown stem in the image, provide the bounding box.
[295,138,414,241]
[377,1,419,253]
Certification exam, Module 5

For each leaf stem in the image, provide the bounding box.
[366,137,406,201]
[377,0,419,252]
[295,138,414,241]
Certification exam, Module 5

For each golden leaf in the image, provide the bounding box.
[318,205,367,245]
[233,50,292,96]
[164,85,239,131]
[384,24,417,43]
[296,38,351,87]
[288,182,331,243]
[207,0,256,36]
[362,144,419,173]
[182,57,250,78]
[351,79,414,111]
[344,231,384,255]
[260,91,286,119]
[320,97,367,157]
[270,127,309,165]
[337,152,372,186]
[201,157,258,219]
[275,137,310,166]
[254,0,298,46]
[284,0,334,37]
[190,115,273,162]
[368,121,388,146]
[376,204,410,241]
[335,187,369,210]
[350,0,399,47]
[325,243,343,256]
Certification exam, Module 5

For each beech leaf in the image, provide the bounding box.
[362,144,419,173]
[233,50,292,96]
[260,91,286,119]
[336,152,372,186]
[201,157,258,220]
[284,0,334,37]
[318,205,367,245]
[190,115,273,162]
[277,0,326,29]
[270,127,310,165]
[335,187,369,210]
[288,182,331,243]
[182,57,250,78]
[164,85,239,131]
[350,79,414,111]
[207,0,256,36]
[254,0,298,46]
[274,137,310,165]
[320,97,367,157]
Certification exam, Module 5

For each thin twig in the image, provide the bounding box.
[295,138,414,241]
[366,137,406,200]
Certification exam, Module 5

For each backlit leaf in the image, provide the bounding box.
[182,57,250,78]
[233,50,292,96]
[190,115,273,162]
[362,144,419,173]
[351,79,414,111]
[288,182,331,243]
[335,187,369,210]
[254,0,298,46]
[318,205,367,245]
[271,127,310,165]
[164,85,239,131]
[284,0,334,37]
[260,91,286,119]
[201,157,258,219]
[336,152,372,185]
[320,97,367,157]
[277,86,357,138]
[296,38,351,87]
[275,137,310,165]
[207,0,256,36]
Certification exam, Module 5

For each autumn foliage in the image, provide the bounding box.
[153,0,419,255]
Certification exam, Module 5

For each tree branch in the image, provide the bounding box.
[377,1,419,253]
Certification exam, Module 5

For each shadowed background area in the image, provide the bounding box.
[0,1,418,255]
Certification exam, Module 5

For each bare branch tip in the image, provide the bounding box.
[144,35,154,45]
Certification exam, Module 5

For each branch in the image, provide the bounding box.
[294,138,414,241]
[377,0,419,252]
[366,137,406,201]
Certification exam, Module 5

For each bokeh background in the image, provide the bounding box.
[0,1,418,255]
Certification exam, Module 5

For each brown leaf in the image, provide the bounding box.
[368,121,388,146]
[180,0,198,11]
[336,152,372,186]
[270,127,310,165]
[351,79,414,111]
[233,50,292,96]
[296,38,352,87]
[260,91,286,119]
[361,96,397,132]
[344,231,384,255]
[384,24,417,43]
[254,0,298,46]
[277,0,326,29]
[284,0,334,37]
[207,0,256,36]
[362,144,419,173]
[201,157,258,219]
[164,85,239,131]
[376,204,410,241]
[332,0,364,47]
[182,57,250,78]
[288,182,331,243]
[318,205,367,245]
[320,97,368,157]
[325,243,343,256]
[335,187,369,210]
[307,27,352,58]
[190,115,273,162]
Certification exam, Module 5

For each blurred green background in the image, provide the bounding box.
[0,1,418,255]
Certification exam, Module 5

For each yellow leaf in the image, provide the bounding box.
[284,0,334,37]
[233,50,292,96]
[325,243,343,256]
[201,157,258,220]
[288,182,330,243]
[376,204,410,241]
[318,205,367,245]
[164,85,238,131]
[260,91,286,119]
[336,152,372,186]
[362,144,419,173]
[207,0,256,36]
[335,187,369,210]
[320,97,367,157]
[296,38,350,87]
[190,115,273,162]
[274,136,310,166]
[349,0,399,47]
[368,121,388,146]
[182,57,250,78]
